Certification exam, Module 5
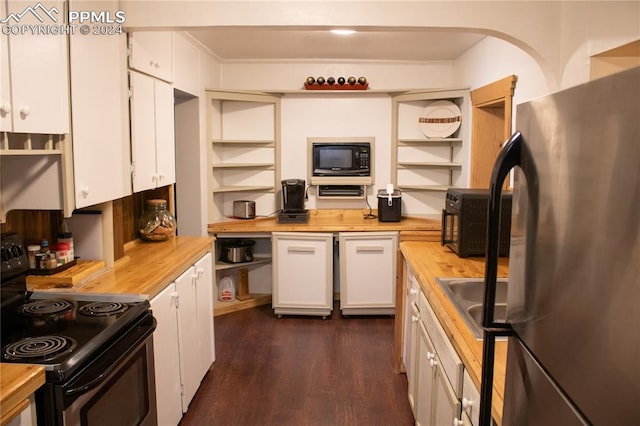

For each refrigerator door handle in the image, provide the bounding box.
[479,131,522,426]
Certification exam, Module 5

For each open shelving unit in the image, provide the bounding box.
[391,88,470,215]
[206,90,281,222]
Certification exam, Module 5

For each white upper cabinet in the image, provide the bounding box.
[69,0,131,208]
[0,0,69,134]
[128,31,173,83]
[130,70,175,193]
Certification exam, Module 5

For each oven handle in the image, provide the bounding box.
[63,318,155,397]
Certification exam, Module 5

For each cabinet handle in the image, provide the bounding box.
[80,187,90,198]
[149,59,155,66]
[287,246,315,254]
[0,103,11,115]
[355,246,384,253]
[411,315,419,323]
[426,351,434,360]
[409,288,418,295]
[462,397,474,410]
[158,173,165,182]
[19,105,30,118]
[429,358,438,367]
[453,419,464,426]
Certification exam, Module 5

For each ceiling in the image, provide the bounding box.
[186,27,486,62]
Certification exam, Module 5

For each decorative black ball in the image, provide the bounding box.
[327,77,336,85]
[358,76,367,85]
[316,76,326,85]
[306,76,315,85]
[337,77,346,85]
[347,76,356,85]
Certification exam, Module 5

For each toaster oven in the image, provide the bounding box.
[441,188,512,257]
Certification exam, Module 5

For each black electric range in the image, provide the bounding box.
[1,292,152,381]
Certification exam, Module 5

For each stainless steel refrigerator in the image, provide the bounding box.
[479,66,640,425]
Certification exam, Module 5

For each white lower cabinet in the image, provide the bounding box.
[338,231,398,315]
[150,252,215,426]
[272,232,333,317]
[404,265,421,416]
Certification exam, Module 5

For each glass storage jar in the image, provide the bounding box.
[138,199,177,242]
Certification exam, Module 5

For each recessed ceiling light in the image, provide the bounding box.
[330,29,356,36]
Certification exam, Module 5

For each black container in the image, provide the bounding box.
[377,190,402,222]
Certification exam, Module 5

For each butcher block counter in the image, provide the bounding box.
[398,241,509,425]
[0,364,44,425]
[28,236,214,298]
[208,209,440,237]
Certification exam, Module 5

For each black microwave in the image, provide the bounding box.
[311,142,371,177]
[441,188,512,258]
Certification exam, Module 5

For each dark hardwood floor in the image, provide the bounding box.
[179,303,414,426]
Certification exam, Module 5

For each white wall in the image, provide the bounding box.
[281,93,391,209]
[454,36,550,106]
[221,61,455,91]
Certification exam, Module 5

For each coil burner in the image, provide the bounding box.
[21,300,76,317]
[79,301,129,317]
[3,335,77,362]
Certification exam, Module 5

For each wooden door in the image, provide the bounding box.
[470,75,517,188]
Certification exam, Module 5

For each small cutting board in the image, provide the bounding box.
[26,260,106,289]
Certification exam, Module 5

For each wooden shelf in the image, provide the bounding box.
[397,162,462,169]
[212,163,274,169]
[398,138,462,145]
[215,256,271,271]
[212,185,275,194]
[214,293,272,316]
[397,185,451,192]
[212,139,274,146]
[0,149,62,156]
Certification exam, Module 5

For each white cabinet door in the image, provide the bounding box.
[416,321,437,426]
[175,266,200,412]
[339,231,398,315]
[194,253,215,378]
[129,31,173,82]
[150,283,183,426]
[154,79,175,188]
[2,0,69,133]
[69,0,131,208]
[272,232,333,317]
[0,1,11,131]
[433,360,462,426]
[406,302,420,416]
[130,70,176,193]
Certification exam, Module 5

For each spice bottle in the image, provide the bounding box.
[40,239,50,254]
[57,232,74,263]
[27,245,40,269]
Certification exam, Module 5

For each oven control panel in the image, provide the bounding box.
[1,233,28,280]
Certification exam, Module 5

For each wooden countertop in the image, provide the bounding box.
[76,236,214,298]
[208,209,441,235]
[0,364,45,425]
[399,241,509,425]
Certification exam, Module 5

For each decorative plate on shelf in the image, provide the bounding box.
[418,100,462,138]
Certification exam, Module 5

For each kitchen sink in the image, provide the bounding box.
[435,277,509,340]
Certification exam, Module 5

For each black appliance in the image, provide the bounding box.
[377,189,402,222]
[1,234,157,426]
[441,188,512,257]
[311,142,371,177]
[278,179,309,223]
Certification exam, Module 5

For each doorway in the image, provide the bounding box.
[469,75,517,188]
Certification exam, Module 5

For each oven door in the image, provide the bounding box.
[441,208,460,254]
[54,314,157,426]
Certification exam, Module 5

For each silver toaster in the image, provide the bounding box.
[233,200,256,219]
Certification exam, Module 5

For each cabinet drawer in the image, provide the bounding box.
[419,290,463,397]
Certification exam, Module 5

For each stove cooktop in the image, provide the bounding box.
[1,292,150,382]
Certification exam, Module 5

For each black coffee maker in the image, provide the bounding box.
[278,179,309,223]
